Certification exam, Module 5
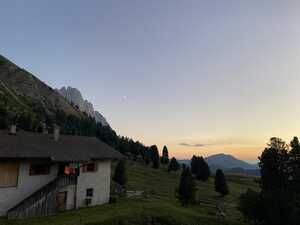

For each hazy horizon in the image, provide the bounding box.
[2,1,300,161]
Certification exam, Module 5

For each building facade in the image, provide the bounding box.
[0,129,122,219]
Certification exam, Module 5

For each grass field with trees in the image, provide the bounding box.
[0,160,258,225]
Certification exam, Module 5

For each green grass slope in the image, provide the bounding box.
[0,160,258,225]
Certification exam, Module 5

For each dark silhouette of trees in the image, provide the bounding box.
[198,157,210,181]
[214,169,229,197]
[190,155,210,181]
[191,155,197,174]
[0,92,163,165]
[259,137,289,190]
[290,136,300,156]
[150,145,160,169]
[239,189,264,224]
[113,160,128,187]
[178,167,196,206]
[0,97,154,160]
[239,137,300,225]
[168,157,180,172]
[142,147,151,165]
[161,145,169,164]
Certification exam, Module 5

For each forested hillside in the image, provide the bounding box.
[0,55,148,156]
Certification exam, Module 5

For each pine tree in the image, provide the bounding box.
[214,169,229,197]
[150,145,160,169]
[239,137,300,225]
[259,137,289,190]
[161,145,169,164]
[168,157,180,172]
[178,167,196,206]
[198,157,210,181]
[191,155,197,175]
[191,156,210,181]
[113,160,128,187]
[290,136,300,156]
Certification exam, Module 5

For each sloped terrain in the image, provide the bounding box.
[0,160,258,225]
[0,55,83,118]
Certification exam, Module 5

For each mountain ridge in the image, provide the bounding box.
[57,86,109,126]
[205,153,258,170]
[0,55,87,123]
[179,153,259,176]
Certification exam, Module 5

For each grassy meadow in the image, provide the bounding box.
[0,160,259,225]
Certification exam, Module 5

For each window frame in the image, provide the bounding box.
[86,188,94,197]
[82,162,97,173]
[29,164,51,176]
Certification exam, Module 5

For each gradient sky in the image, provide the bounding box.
[1,1,300,161]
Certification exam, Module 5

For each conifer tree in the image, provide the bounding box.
[178,167,196,206]
[259,137,289,190]
[198,157,210,181]
[150,145,160,169]
[214,169,229,197]
[239,137,300,225]
[191,156,210,181]
[168,157,180,172]
[113,160,128,187]
[290,136,300,156]
[191,155,197,174]
[161,145,169,164]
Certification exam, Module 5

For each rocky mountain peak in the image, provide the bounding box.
[57,86,109,126]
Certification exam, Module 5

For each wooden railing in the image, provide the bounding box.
[7,175,77,219]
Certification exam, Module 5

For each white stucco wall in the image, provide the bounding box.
[76,160,111,208]
[0,161,58,216]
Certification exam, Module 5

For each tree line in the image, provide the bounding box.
[0,96,151,158]
[239,136,300,225]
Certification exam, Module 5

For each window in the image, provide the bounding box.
[30,164,50,176]
[0,162,19,188]
[82,163,97,173]
[86,188,94,197]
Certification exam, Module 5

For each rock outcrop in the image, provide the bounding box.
[57,86,109,126]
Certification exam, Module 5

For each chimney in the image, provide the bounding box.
[54,125,60,141]
[42,123,48,134]
[9,125,17,135]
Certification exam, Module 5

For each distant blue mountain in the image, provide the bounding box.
[205,154,258,170]
[179,153,260,176]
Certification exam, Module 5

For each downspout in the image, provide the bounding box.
[74,162,80,210]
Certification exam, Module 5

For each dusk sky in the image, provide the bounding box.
[1,1,300,161]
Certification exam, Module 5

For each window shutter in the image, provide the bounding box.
[0,162,19,187]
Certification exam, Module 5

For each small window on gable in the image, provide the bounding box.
[82,163,97,173]
[30,164,50,176]
[86,188,94,197]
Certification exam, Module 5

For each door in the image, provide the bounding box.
[56,192,67,211]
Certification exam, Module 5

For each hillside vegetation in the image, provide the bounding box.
[0,55,83,118]
[0,160,258,225]
[0,55,148,155]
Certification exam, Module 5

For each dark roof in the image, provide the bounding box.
[0,130,123,162]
